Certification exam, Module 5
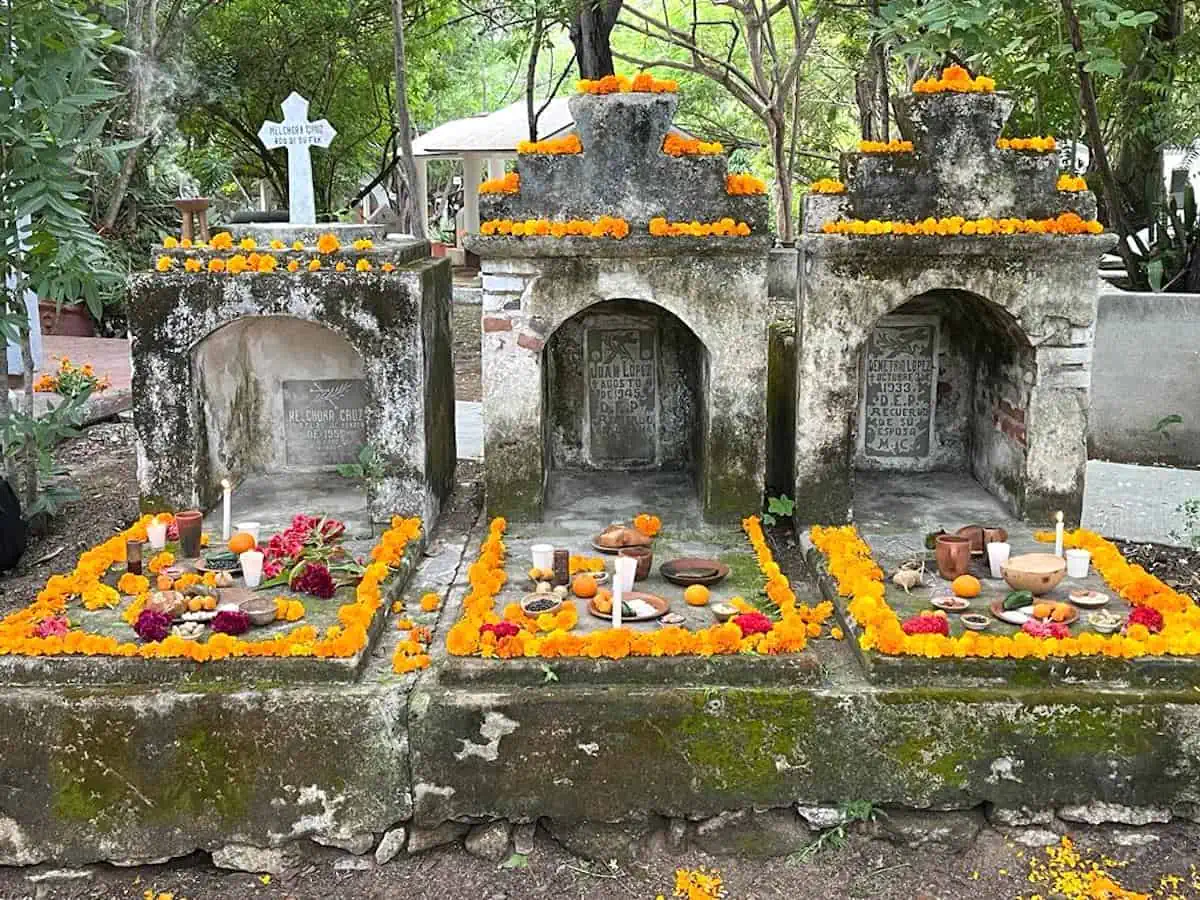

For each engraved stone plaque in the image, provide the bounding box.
[585,327,657,464]
[283,378,368,466]
[859,315,938,459]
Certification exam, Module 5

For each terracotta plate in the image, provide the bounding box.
[660,558,730,587]
[989,599,1078,626]
[587,591,669,622]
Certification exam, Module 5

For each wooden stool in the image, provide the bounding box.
[173,197,211,243]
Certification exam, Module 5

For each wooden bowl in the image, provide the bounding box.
[1001,553,1067,596]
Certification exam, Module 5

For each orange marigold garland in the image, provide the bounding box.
[516,134,582,155]
[480,217,630,239]
[445,516,830,661]
[821,213,1103,236]
[726,173,767,195]
[858,139,913,153]
[811,524,1200,660]
[663,133,723,157]
[578,73,678,94]
[913,64,995,94]
[997,136,1057,152]
[649,217,751,237]
[808,179,846,195]
[1056,173,1087,192]
[0,515,421,663]
[479,172,520,194]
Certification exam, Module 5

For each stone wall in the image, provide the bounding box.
[1089,289,1200,468]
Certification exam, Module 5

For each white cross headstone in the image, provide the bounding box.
[257,92,336,225]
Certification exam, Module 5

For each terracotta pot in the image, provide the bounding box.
[618,546,653,581]
[983,526,1009,547]
[955,524,986,554]
[430,241,448,258]
[175,509,203,559]
[934,535,972,580]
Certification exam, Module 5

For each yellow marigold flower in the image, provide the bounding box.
[209,232,234,251]
[184,258,202,273]
[516,134,582,155]
[239,237,257,251]
[809,178,846,194]
[479,172,520,194]
[352,238,374,251]
[292,240,304,251]
[180,238,192,249]
[335,261,347,272]
[117,572,149,595]
[148,551,175,574]
[286,259,299,272]
[256,254,278,273]
[162,236,179,249]
[207,258,226,274]
[356,258,372,272]
[381,262,395,272]
[316,232,341,254]
[155,255,173,272]
[420,592,441,612]
[269,239,285,250]
[307,258,321,272]
[227,254,249,274]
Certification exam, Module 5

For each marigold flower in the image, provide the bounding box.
[727,173,767,195]
[209,232,234,251]
[269,239,285,250]
[239,237,257,251]
[420,592,441,612]
[162,236,179,249]
[356,258,372,272]
[858,139,913,153]
[662,133,723,156]
[292,240,305,251]
[335,261,347,272]
[155,255,173,272]
[516,134,582,155]
[184,258,202,273]
[307,258,321,272]
[353,238,374,251]
[316,232,341,254]
[287,259,300,273]
[808,178,845,195]
[381,262,395,272]
[256,254,278,273]
[479,172,520,195]
[1056,173,1088,192]
[227,254,249,274]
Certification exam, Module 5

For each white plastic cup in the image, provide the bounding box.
[235,521,261,543]
[1066,548,1091,579]
[986,541,1011,579]
[614,555,638,594]
[531,543,555,570]
[147,521,168,550]
[240,550,265,588]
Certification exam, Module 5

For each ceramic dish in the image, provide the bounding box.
[660,558,731,587]
[1069,589,1110,608]
[587,591,669,622]
[931,595,971,613]
[960,613,990,631]
[1088,611,1123,634]
[521,593,563,617]
[989,600,1079,627]
[711,602,738,622]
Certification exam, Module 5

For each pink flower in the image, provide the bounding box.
[732,612,774,637]
[1022,619,1070,640]
[211,609,251,635]
[902,614,949,636]
[35,616,70,638]
[134,609,172,642]
[481,621,521,639]
[1127,606,1164,633]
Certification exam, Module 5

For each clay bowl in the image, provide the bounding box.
[238,595,277,626]
[618,546,654,581]
[661,558,731,587]
[1001,553,1067,596]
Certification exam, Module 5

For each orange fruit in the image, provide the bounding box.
[203,596,217,611]
[684,585,710,606]
[187,597,203,612]
[228,531,256,554]
[951,575,981,598]
[594,589,613,614]
[573,574,599,599]
[1032,602,1053,619]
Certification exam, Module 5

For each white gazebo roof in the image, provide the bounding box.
[413,97,575,159]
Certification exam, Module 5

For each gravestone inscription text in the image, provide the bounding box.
[585,327,657,464]
[283,378,367,466]
[860,316,938,459]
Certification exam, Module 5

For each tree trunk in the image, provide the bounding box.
[17,326,35,508]
[1059,0,1146,289]
[102,0,158,233]
[768,111,793,244]
[391,0,424,238]
[525,8,545,141]
[570,0,622,79]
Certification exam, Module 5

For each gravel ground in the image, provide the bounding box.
[4,824,1200,900]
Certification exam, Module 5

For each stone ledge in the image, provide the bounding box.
[465,234,773,259]
[437,651,823,688]
[801,232,1118,260]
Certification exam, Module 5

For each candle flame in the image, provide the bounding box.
[221,479,231,490]
[1056,511,1064,522]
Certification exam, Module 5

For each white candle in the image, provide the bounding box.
[240,550,264,588]
[612,575,622,629]
[221,479,232,541]
[147,520,168,550]
[1054,510,1064,558]
[612,555,637,629]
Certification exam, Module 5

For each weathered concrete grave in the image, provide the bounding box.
[129,223,455,528]
[798,87,1116,526]
[469,89,770,522]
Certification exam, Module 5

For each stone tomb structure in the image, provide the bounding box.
[798,91,1115,526]
[468,92,770,521]
[128,224,455,527]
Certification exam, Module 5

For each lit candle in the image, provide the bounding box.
[221,478,232,541]
[1054,510,1064,558]
[146,518,167,550]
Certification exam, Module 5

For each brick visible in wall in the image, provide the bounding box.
[517,333,544,353]
[995,403,1028,447]
[483,317,512,332]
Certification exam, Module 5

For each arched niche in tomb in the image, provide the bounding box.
[190,316,367,484]
[852,290,1036,513]
[543,299,709,480]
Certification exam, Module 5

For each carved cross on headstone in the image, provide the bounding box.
[257,92,336,225]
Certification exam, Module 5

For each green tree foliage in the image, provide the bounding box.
[1,0,122,511]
